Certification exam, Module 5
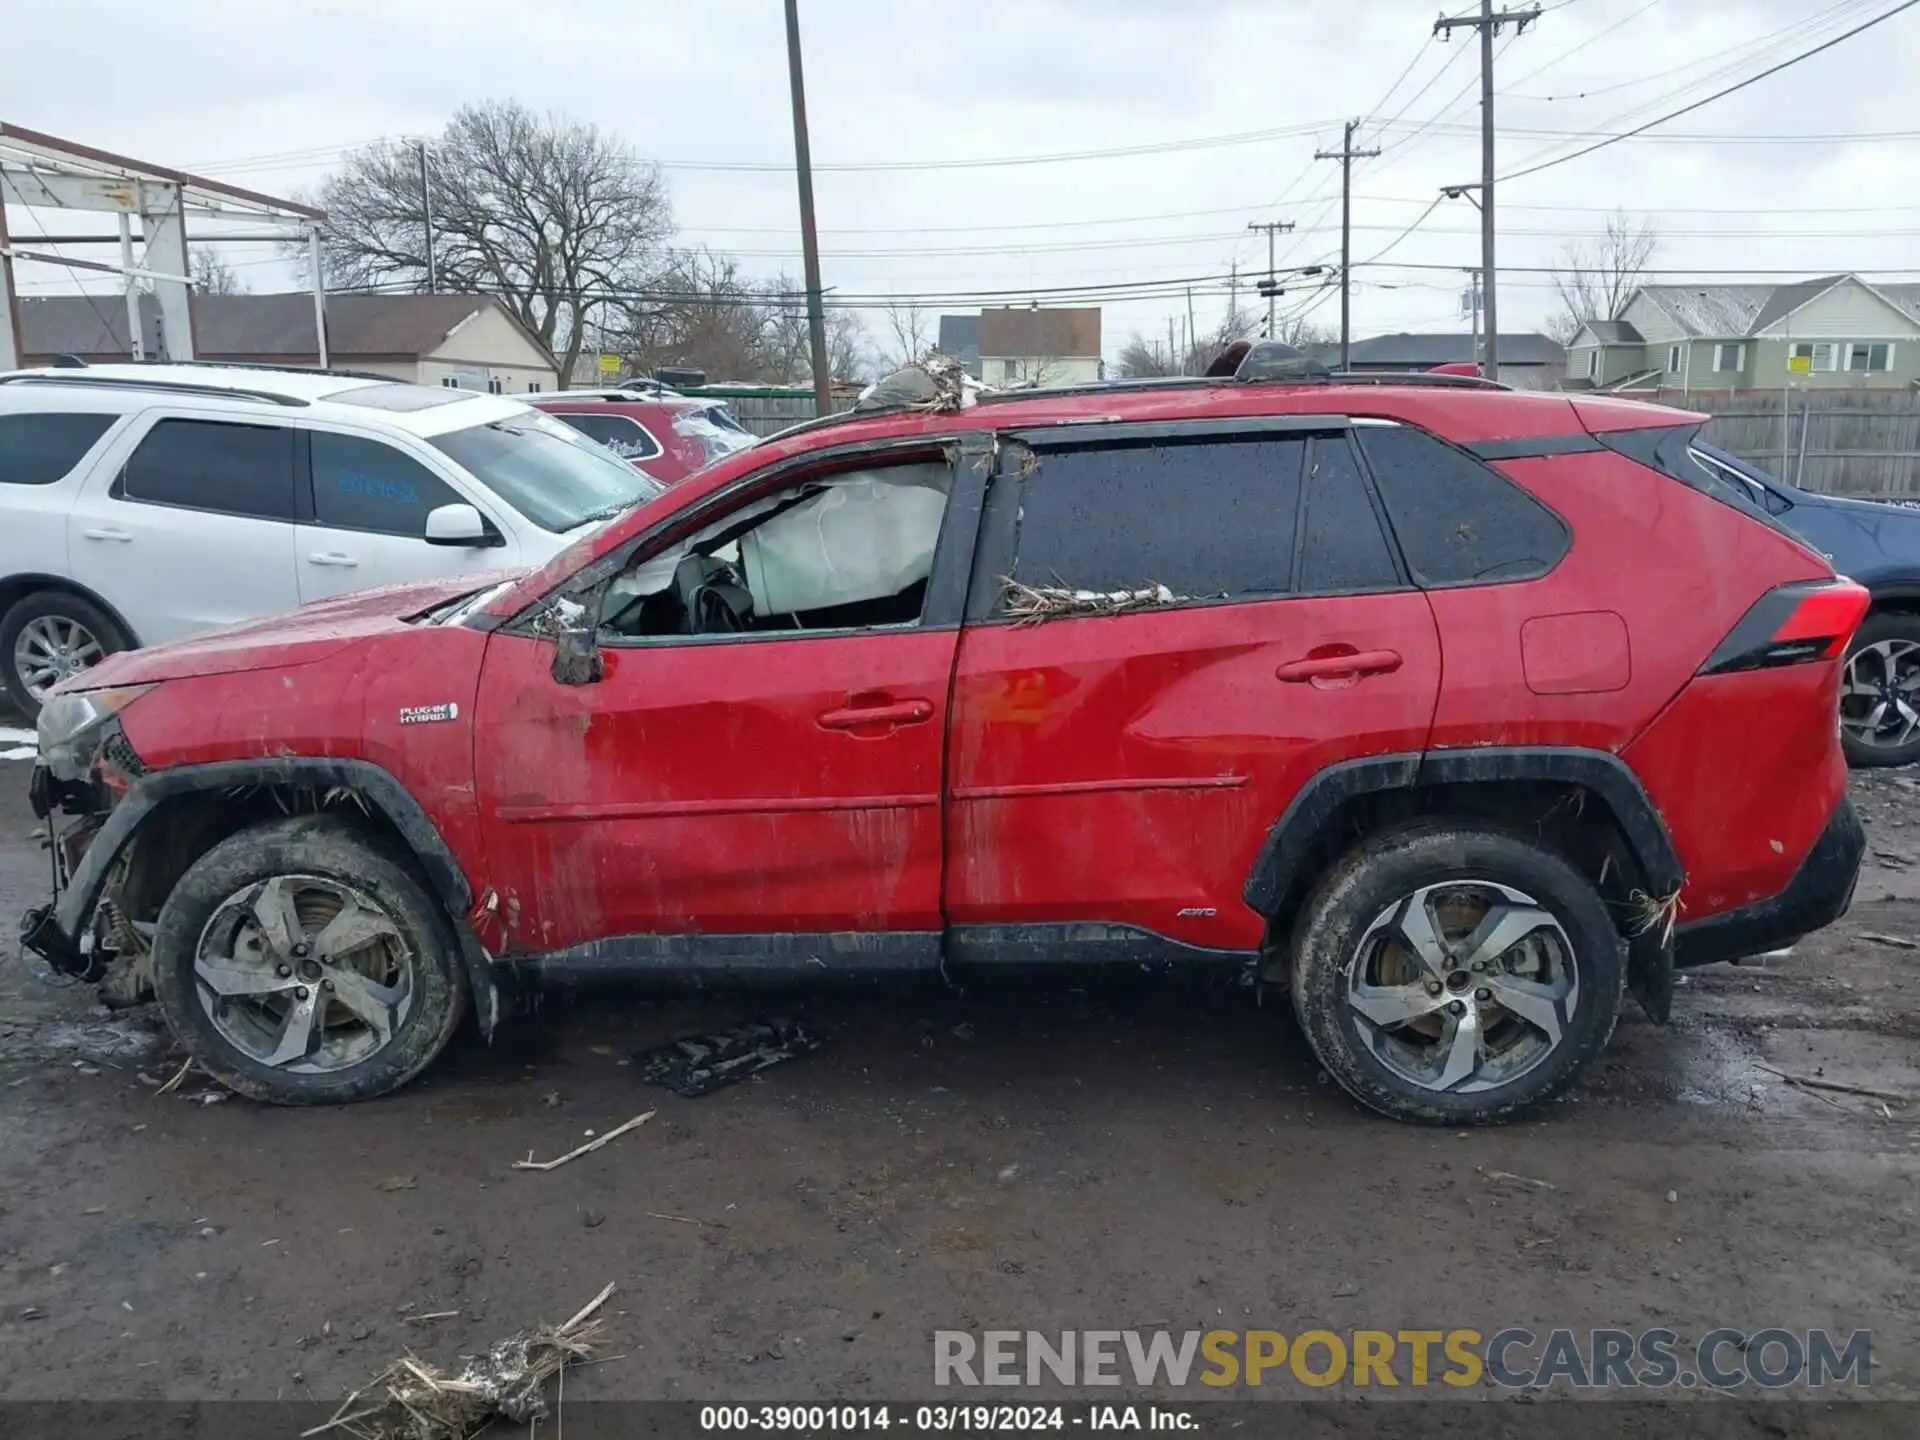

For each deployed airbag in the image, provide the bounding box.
[739,464,948,616]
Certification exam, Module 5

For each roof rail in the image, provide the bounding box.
[152,359,399,384]
[0,373,312,407]
[1323,369,1512,391]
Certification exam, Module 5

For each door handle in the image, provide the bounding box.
[816,698,935,731]
[307,552,360,568]
[1276,648,1403,683]
[82,527,132,543]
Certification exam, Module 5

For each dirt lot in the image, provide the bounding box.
[1,753,1917,1414]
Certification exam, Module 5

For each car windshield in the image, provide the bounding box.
[430,410,667,533]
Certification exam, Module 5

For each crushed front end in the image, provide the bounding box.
[19,685,154,988]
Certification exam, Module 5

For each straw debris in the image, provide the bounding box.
[306,1283,614,1440]
[1000,577,1181,626]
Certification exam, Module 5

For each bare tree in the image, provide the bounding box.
[1549,210,1658,344]
[1116,307,1265,379]
[313,102,673,386]
[190,246,246,295]
[1115,333,1177,379]
[609,253,870,385]
[877,298,932,368]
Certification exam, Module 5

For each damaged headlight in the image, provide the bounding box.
[37,685,151,781]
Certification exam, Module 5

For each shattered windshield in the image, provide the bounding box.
[431,410,667,533]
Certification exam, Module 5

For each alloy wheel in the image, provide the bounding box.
[193,874,415,1074]
[1841,638,1920,752]
[1344,881,1578,1094]
[15,614,104,701]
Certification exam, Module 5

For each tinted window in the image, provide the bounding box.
[0,412,115,485]
[551,412,663,461]
[1599,426,1797,536]
[311,432,465,537]
[1298,435,1402,594]
[1010,436,1304,600]
[122,419,295,521]
[1356,425,1567,586]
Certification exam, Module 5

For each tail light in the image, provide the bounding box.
[1698,579,1871,675]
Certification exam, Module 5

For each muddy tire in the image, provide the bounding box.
[1,589,130,719]
[1289,819,1623,1126]
[150,816,467,1105]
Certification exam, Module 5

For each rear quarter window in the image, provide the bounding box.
[0,412,117,485]
[1356,424,1569,586]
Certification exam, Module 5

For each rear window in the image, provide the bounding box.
[1008,435,1305,600]
[121,418,296,521]
[1356,424,1569,586]
[550,412,663,462]
[0,412,116,485]
[1600,426,1796,532]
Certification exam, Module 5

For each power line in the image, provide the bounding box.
[1496,0,1664,92]
[1499,0,1920,182]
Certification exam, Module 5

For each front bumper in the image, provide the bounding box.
[1672,796,1865,968]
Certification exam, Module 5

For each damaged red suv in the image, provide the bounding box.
[22,349,1867,1123]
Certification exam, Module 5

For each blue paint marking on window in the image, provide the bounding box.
[336,469,420,506]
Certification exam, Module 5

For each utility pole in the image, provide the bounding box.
[412,140,437,295]
[783,0,832,416]
[1315,120,1380,371]
[1465,267,1482,371]
[1434,1,1539,383]
[1246,220,1294,336]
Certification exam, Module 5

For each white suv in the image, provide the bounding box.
[0,363,665,714]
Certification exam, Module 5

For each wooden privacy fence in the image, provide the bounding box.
[1633,389,1920,499]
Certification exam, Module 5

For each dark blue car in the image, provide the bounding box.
[1691,441,1920,766]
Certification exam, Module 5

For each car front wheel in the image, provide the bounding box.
[150,816,467,1104]
[1288,820,1624,1125]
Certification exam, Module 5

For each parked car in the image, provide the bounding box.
[1684,442,1920,766]
[531,390,754,483]
[0,363,665,716]
[22,358,1867,1124]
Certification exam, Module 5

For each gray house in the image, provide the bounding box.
[936,314,982,378]
[1305,332,1565,389]
[1566,275,1920,392]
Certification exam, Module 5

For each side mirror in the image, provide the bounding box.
[425,503,499,547]
[537,596,604,686]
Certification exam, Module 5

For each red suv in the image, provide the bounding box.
[531,388,754,483]
[21,353,1868,1124]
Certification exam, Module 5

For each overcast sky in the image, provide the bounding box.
[7,0,1920,361]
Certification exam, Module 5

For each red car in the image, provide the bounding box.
[22,353,1867,1123]
[531,389,753,483]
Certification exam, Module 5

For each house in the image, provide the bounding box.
[936,314,982,378]
[18,292,559,393]
[975,307,1102,386]
[1305,332,1566,390]
[1565,275,1920,393]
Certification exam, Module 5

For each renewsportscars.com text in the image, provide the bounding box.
[933,1328,1873,1390]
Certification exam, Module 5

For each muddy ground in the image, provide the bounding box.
[1,757,1917,1418]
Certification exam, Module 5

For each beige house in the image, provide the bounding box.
[18,293,559,393]
[976,307,1103,386]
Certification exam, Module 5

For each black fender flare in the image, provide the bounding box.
[48,756,499,1036]
[1241,746,1684,917]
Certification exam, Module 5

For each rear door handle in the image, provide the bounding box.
[817,699,935,731]
[1276,648,1403,683]
[307,552,360,568]
[82,527,132,543]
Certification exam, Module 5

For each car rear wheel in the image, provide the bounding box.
[1839,611,1920,768]
[0,590,130,718]
[150,816,467,1105]
[1288,820,1624,1125]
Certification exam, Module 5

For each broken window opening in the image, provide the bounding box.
[600,460,952,639]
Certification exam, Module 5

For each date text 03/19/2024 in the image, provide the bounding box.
[699,1405,1195,1432]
